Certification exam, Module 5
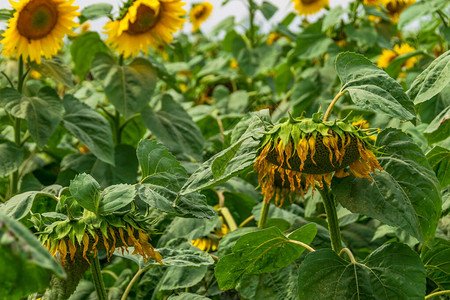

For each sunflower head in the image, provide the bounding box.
[363,0,380,5]
[292,0,329,16]
[381,0,415,23]
[254,115,382,206]
[104,0,187,58]
[36,214,162,267]
[189,2,213,32]
[377,43,418,69]
[191,217,229,252]
[1,0,80,64]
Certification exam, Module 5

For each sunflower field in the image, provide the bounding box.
[0,0,449,299]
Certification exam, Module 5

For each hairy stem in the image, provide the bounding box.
[90,255,107,300]
[318,185,343,253]
[323,89,347,122]
[258,200,270,229]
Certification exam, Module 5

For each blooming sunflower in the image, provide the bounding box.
[191,218,229,252]
[254,115,382,206]
[104,0,186,58]
[189,2,213,32]
[292,0,329,16]
[377,43,418,69]
[381,0,415,23]
[1,0,79,64]
[363,0,380,6]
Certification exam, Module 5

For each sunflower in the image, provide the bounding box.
[254,116,382,206]
[39,216,162,266]
[267,32,291,45]
[191,218,229,252]
[363,0,380,5]
[104,0,186,58]
[381,0,415,23]
[1,0,79,64]
[189,2,213,32]
[292,0,329,16]
[377,43,418,69]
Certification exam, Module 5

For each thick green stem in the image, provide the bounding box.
[258,200,270,228]
[248,0,256,47]
[90,255,107,300]
[114,109,121,145]
[121,266,152,300]
[318,185,342,253]
[425,290,450,300]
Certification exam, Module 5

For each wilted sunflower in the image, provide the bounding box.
[292,0,328,16]
[104,0,186,58]
[254,116,382,206]
[381,0,415,23]
[1,0,79,64]
[37,215,162,266]
[191,218,229,252]
[189,2,213,32]
[377,43,418,69]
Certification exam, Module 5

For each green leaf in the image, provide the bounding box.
[398,0,449,28]
[159,266,208,290]
[297,243,425,299]
[344,21,377,47]
[423,106,450,144]
[215,224,317,290]
[427,146,450,187]
[0,87,64,148]
[211,139,245,179]
[91,53,157,118]
[69,173,101,214]
[70,32,110,79]
[141,94,204,161]
[137,139,186,181]
[30,56,74,88]
[260,1,277,20]
[0,9,13,21]
[0,191,57,220]
[115,246,214,269]
[0,214,65,300]
[421,238,450,291]
[385,50,423,78]
[62,95,114,165]
[407,50,450,105]
[322,6,345,31]
[333,129,442,244]
[168,293,210,300]
[79,3,113,23]
[98,184,135,215]
[0,141,23,178]
[274,62,293,95]
[294,33,334,59]
[181,111,269,195]
[336,52,415,121]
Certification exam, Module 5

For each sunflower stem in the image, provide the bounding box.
[90,255,108,300]
[318,184,343,253]
[351,0,360,25]
[323,89,347,122]
[121,266,153,300]
[248,0,256,47]
[258,200,270,228]
[425,290,450,300]
[114,109,122,145]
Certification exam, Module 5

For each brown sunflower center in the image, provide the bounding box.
[301,0,319,5]
[127,5,160,35]
[386,1,407,14]
[17,0,58,40]
[194,7,206,19]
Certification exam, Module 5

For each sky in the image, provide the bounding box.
[0,0,353,33]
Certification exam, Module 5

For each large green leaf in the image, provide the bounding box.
[159,266,208,290]
[215,224,317,290]
[0,141,23,178]
[168,293,210,300]
[141,95,204,161]
[70,32,110,79]
[181,110,270,195]
[322,6,345,31]
[136,139,215,218]
[398,0,449,28]
[0,87,64,148]
[30,56,74,88]
[335,52,415,121]
[333,129,442,244]
[69,173,101,214]
[91,53,157,118]
[0,191,57,220]
[423,106,450,145]
[297,243,425,299]
[62,95,114,165]
[78,3,113,23]
[0,214,65,300]
[407,50,450,105]
[426,146,450,188]
[98,184,135,215]
[421,238,450,291]
[294,33,334,59]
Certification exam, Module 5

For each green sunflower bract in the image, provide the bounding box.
[254,115,383,206]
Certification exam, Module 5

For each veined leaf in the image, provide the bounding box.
[0,141,23,178]
[69,173,101,214]
[336,52,415,121]
[30,56,73,88]
[421,238,450,291]
[297,243,425,299]
[426,146,450,187]
[0,191,57,220]
[98,184,135,215]
[423,106,450,145]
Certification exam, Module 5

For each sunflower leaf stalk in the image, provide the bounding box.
[318,184,342,253]
[90,255,108,300]
[258,200,270,228]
